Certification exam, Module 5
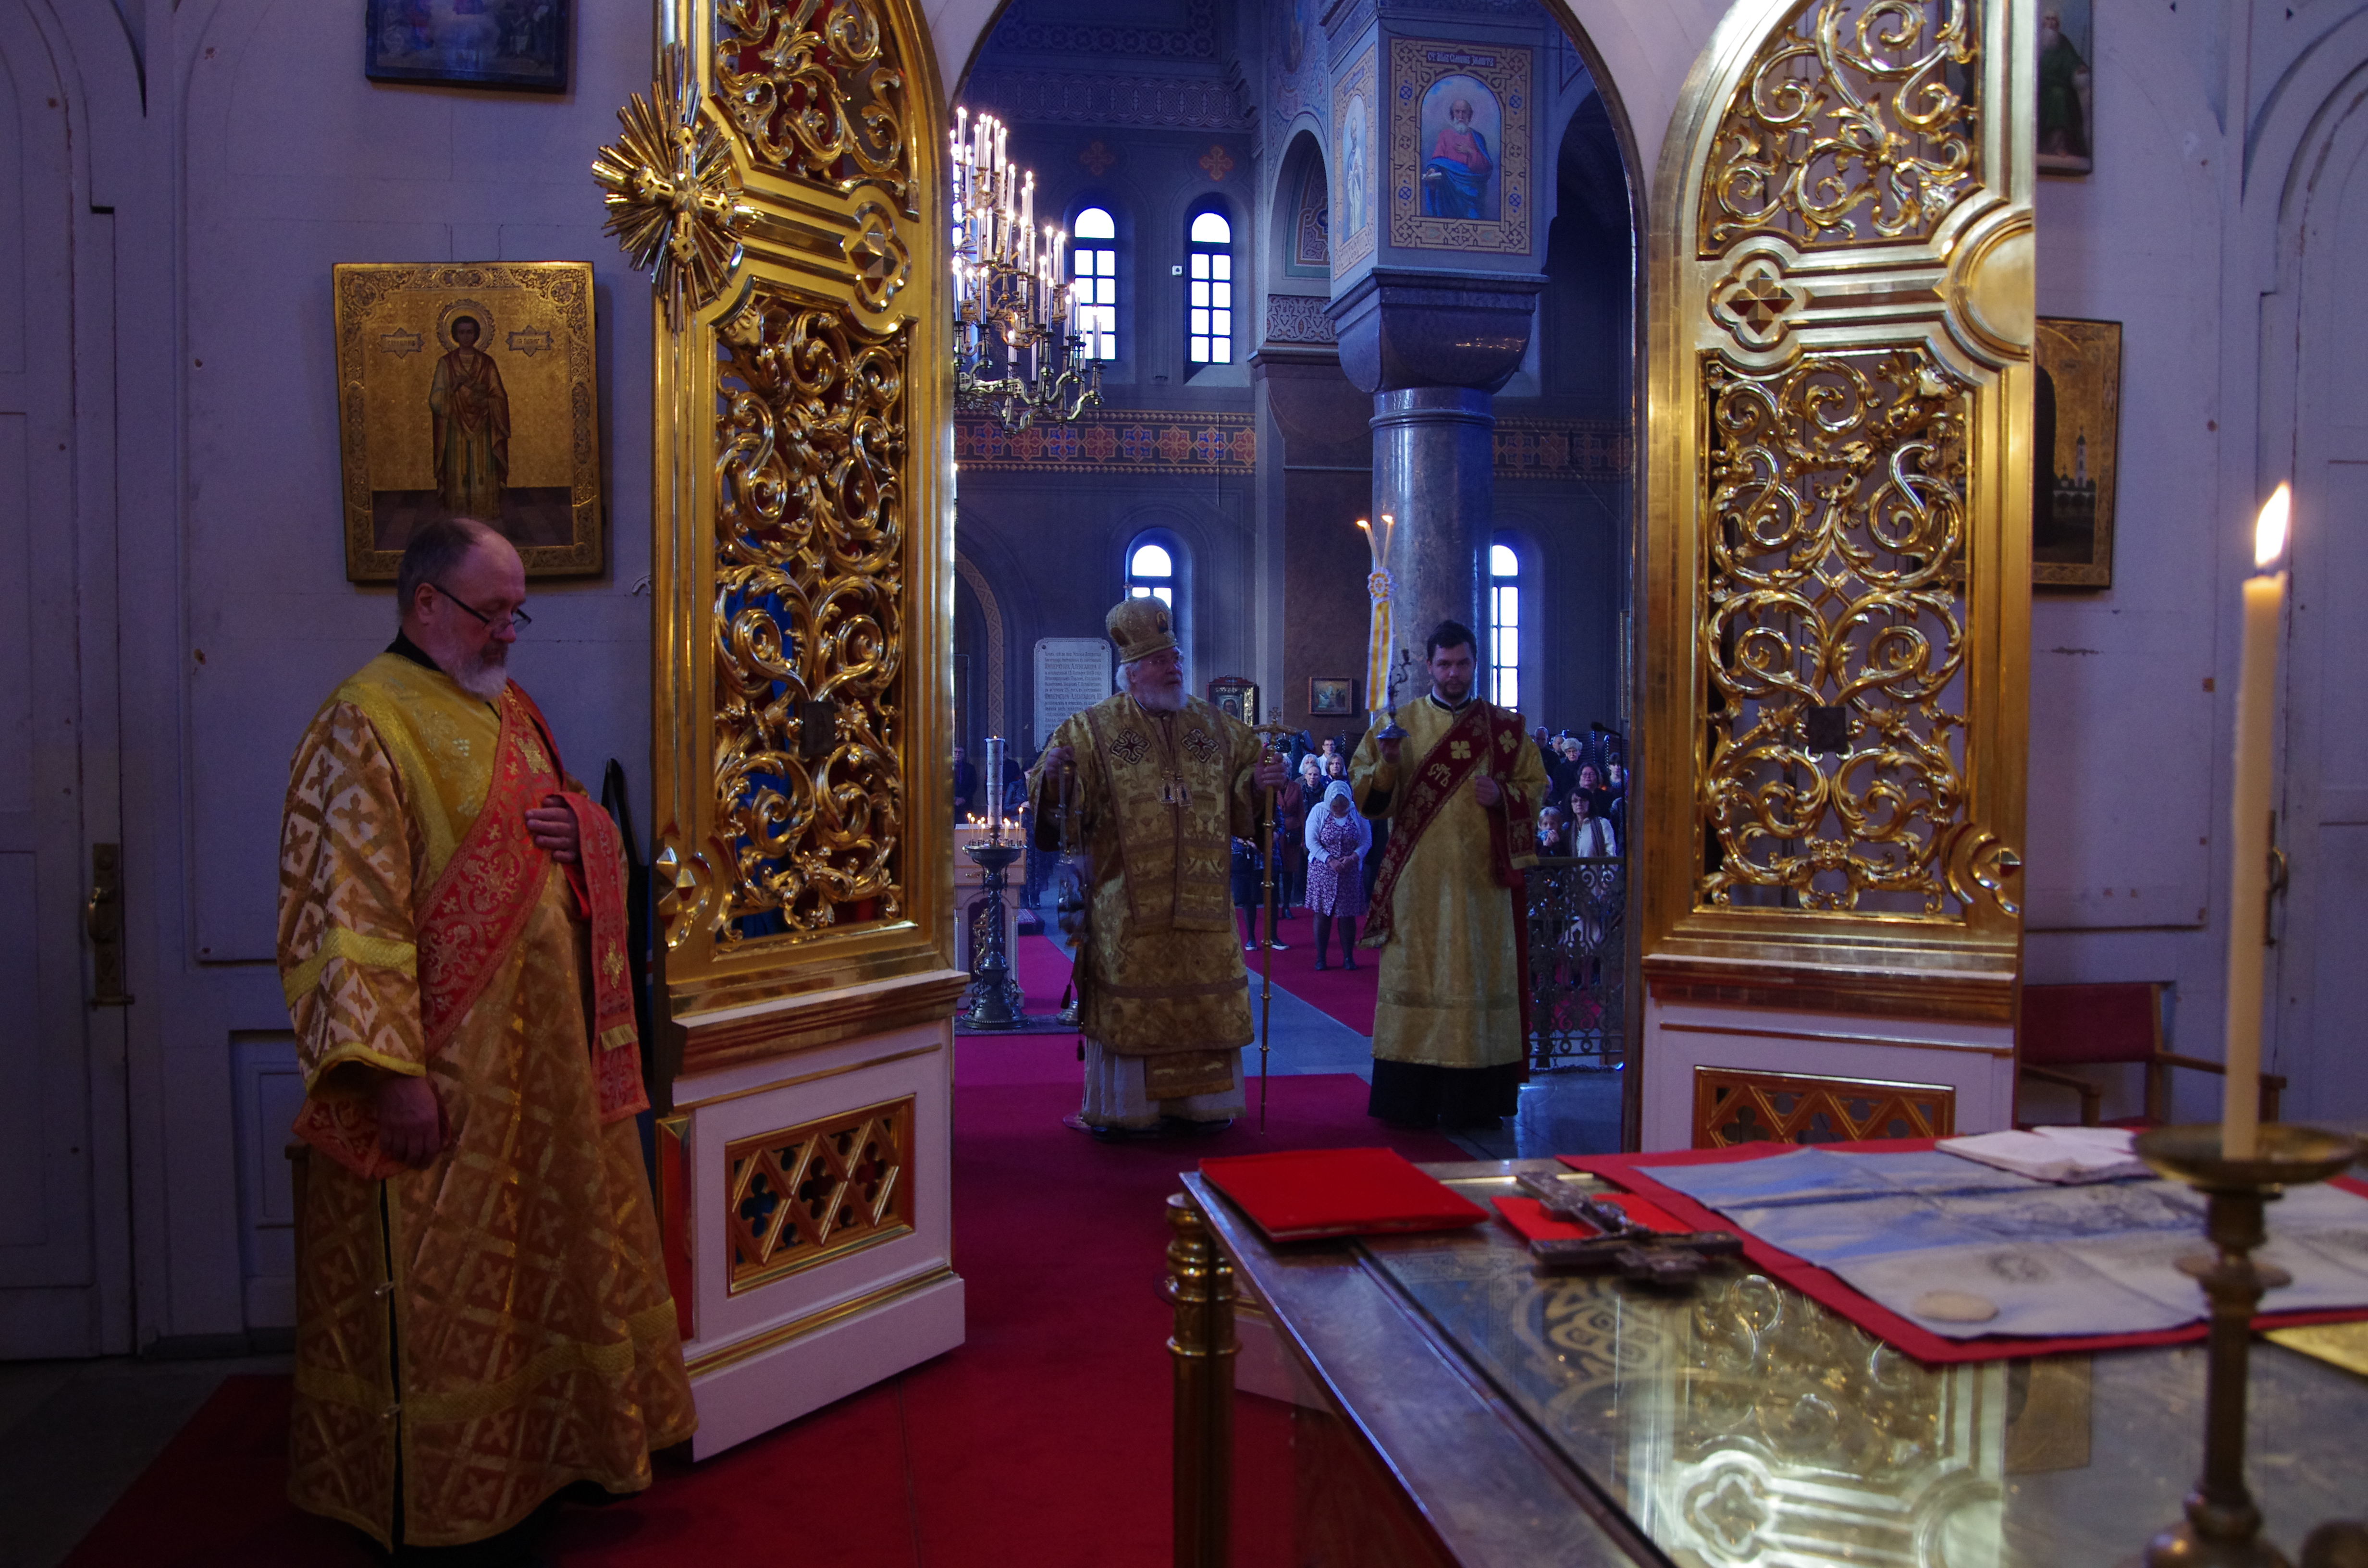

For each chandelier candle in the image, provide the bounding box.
[2220,484,2289,1160]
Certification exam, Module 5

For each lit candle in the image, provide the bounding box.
[986,736,1006,834]
[2221,483,2289,1158]
[1021,171,1034,238]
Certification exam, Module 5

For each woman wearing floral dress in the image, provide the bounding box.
[1302,780,1374,970]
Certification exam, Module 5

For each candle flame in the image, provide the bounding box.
[1354,517,1370,533]
[2256,484,2290,569]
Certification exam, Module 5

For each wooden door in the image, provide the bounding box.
[0,0,128,1357]
[2272,93,2368,1123]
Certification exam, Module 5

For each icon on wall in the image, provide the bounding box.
[1418,75,1500,221]
[1209,676,1260,726]
[365,0,570,94]
[2032,318,2120,589]
[1387,38,1531,255]
[1308,677,1358,718]
[1333,45,1378,273]
[2037,0,2093,176]
[333,262,605,582]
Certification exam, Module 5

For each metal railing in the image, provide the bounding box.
[1526,856,1625,1070]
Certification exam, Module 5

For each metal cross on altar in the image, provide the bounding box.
[1516,1173,1744,1288]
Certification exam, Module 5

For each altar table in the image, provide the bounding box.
[1166,1160,2368,1568]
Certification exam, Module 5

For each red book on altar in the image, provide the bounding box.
[1199,1147,1487,1242]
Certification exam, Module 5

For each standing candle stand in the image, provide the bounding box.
[2132,1123,2365,1568]
[963,736,1027,1029]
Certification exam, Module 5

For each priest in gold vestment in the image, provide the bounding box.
[277,517,693,1557]
[1030,597,1287,1134]
[1352,620,1549,1129]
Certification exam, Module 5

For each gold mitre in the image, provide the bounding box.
[1106,596,1176,663]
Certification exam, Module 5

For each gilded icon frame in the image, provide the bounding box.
[2032,317,2120,589]
[332,260,604,582]
[1308,677,1357,717]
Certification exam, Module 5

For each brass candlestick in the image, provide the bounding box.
[2133,1124,2364,1568]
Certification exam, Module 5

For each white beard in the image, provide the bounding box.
[1132,683,1186,713]
[451,645,510,699]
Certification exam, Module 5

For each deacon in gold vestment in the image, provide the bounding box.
[277,519,693,1557]
[1352,621,1548,1128]
[1030,597,1287,1133]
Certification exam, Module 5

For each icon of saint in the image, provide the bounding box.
[430,315,509,521]
[1422,97,1494,220]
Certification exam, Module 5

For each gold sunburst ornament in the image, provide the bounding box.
[592,44,745,329]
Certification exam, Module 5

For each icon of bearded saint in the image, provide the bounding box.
[430,314,510,520]
[1422,95,1494,220]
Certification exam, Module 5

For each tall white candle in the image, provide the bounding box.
[2221,483,2289,1158]
[986,736,1005,833]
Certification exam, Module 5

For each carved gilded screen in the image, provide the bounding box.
[597,0,958,1062]
[1643,0,2033,1018]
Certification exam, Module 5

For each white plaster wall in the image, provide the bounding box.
[101,0,666,1342]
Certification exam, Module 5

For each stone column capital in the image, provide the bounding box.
[1325,268,1547,395]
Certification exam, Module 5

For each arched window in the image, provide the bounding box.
[1186,208,1233,368]
[1489,541,1520,709]
[1126,540,1175,608]
[1072,206,1117,360]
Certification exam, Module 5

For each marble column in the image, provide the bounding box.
[1371,387,1493,676]
[1327,269,1545,703]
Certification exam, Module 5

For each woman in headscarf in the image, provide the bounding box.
[1302,780,1374,971]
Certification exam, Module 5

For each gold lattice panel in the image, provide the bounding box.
[1699,344,1970,915]
[724,1097,914,1294]
[1643,0,2032,1016]
[1692,1066,1954,1148]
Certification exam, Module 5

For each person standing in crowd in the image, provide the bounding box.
[1351,619,1548,1129]
[1233,834,1285,950]
[952,743,979,820]
[1302,780,1372,971]
[1568,788,1617,858]
[1535,804,1568,856]
[277,517,694,1558]
[1026,597,1286,1136]
[1278,756,1318,919]
[1550,735,1584,803]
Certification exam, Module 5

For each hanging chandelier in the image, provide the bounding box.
[950,110,1102,432]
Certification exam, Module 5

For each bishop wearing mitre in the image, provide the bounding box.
[1030,597,1287,1135]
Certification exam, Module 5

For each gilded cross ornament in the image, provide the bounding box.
[592,44,746,330]
[1198,144,1236,182]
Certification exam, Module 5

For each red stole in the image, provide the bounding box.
[295,684,646,1180]
[1359,698,1531,948]
[1357,697,1538,1057]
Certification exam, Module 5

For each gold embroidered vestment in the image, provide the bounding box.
[1351,697,1548,1069]
[277,653,694,1549]
[1032,694,1264,1083]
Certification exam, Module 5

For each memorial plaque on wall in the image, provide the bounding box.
[1035,638,1112,748]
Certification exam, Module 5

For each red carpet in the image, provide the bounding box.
[1242,911,1379,1037]
[65,1074,1457,1568]
[1011,932,1074,1015]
